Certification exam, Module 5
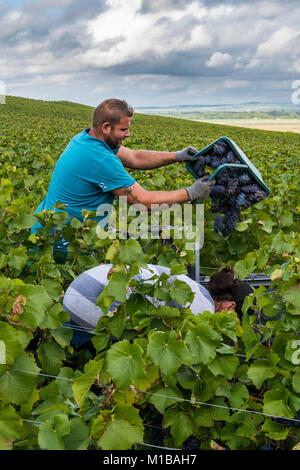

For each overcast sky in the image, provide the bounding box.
[1,0,300,107]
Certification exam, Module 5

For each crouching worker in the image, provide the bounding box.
[62,264,254,348]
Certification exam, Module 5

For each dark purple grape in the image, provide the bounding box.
[259,444,274,451]
[214,215,223,233]
[213,144,227,157]
[215,173,228,185]
[227,180,239,195]
[226,151,236,163]
[182,436,201,451]
[211,159,220,168]
[243,184,260,193]
[217,205,234,214]
[238,174,251,185]
[194,157,205,171]
[242,199,252,209]
[236,192,247,208]
[221,208,240,235]
[254,191,267,201]
[205,155,212,165]
[210,185,227,197]
[218,140,229,149]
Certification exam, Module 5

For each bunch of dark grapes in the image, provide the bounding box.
[259,444,274,451]
[139,405,168,447]
[213,214,223,232]
[182,435,201,450]
[191,139,267,236]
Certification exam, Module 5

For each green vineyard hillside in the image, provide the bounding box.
[0,96,299,451]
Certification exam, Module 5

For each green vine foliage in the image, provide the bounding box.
[0,96,299,450]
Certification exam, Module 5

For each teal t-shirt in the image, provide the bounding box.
[32,129,135,233]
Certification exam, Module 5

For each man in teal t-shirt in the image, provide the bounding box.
[32,98,215,234]
[31,127,135,232]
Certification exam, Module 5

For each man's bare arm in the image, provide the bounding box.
[112,182,189,210]
[116,146,176,170]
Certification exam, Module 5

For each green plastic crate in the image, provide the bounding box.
[186,136,270,196]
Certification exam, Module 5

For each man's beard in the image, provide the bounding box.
[105,131,122,149]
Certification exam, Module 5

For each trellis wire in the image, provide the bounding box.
[127,388,300,423]
[62,323,97,334]
[15,369,300,424]
[15,369,73,381]
[138,442,180,450]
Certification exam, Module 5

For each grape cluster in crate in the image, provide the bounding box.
[192,140,267,236]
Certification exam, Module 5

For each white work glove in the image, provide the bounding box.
[186,175,216,201]
[175,146,199,162]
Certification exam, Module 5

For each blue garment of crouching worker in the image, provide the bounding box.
[63,264,216,349]
[31,128,136,234]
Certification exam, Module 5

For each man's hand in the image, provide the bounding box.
[186,175,216,201]
[175,146,199,162]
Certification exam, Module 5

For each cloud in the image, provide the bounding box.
[0,0,299,106]
[255,26,299,57]
[205,52,232,67]
[81,3,212,69]
[223,79,250,88]
[139,0,194,13]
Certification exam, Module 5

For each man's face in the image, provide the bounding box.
[214,300,236,313]
[105,116,131,149]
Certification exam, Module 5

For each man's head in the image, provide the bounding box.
[91,98,134,149]
[207,266,254,318]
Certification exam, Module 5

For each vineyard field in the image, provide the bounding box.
[0,95,299,451]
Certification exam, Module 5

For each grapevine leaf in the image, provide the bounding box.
[0,404,24,450]
[170,264,187,276]
[261,419,289,440]
[263,389,294,419]
[234,258,256,279]
[97,407,143,451]
[19,284,53,328]
[208,355,239,379]
[163,408,197,447]
[149,387,183,414]
[282,283,300,310]
[98,419,142,450]
[248,355,279,389]
[0,323,24,365]
[38,421,65,450]
[185,324,221,364]
[62,418,90,450]
[169,279,193,306]
[72,359,103,408]
[8,246,28,273]
[292,371,300,393]
[154,305,181,319]
[37,340,66,376]
[230,382,249,408]
[105,340,146,388]
[147,330,192,375]
[106,271,128,303]
[0,353,40,405]
[119,238,146,264]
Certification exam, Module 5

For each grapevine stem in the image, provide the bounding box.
[102,387,116,408]
[0,293,9,317]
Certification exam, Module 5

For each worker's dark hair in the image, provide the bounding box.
[207,266,254,318]
[92,98,134,129]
